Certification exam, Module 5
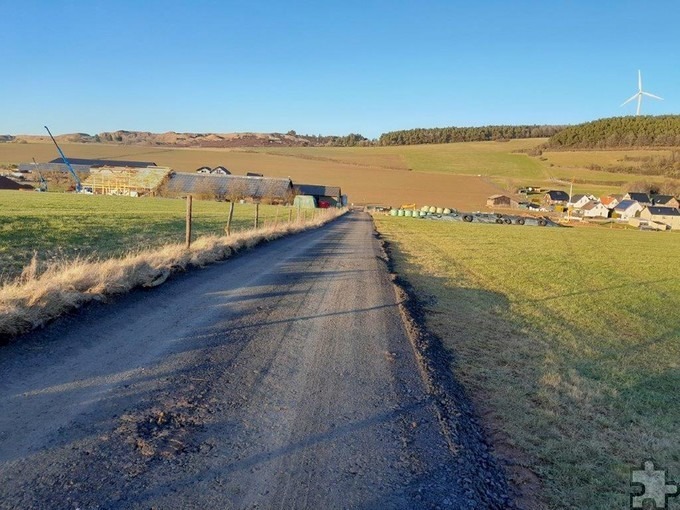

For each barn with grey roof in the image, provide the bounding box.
[161,173,294,203]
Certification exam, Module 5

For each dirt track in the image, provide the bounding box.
[0,212,511,509]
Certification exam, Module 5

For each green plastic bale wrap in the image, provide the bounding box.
[390,209,398,216]
[397,209,405,216]
[404,210,412,217]
[420,211,428,217]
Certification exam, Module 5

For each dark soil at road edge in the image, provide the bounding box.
[374,228,542,510]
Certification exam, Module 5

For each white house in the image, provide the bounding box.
[568,194,597,209]
[614,199,643,220]
[600,195,621,209]
[581,201,610,218]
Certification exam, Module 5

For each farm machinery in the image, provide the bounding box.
[427,211,559,227]
[389,205,560,227]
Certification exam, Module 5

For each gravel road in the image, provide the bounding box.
[0,212,512,509]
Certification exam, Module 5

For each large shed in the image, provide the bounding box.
[293,183,343,207]
[0,175,33,190]
[18,158,158,175]
[161,173,294,203]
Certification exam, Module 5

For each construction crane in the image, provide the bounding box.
[44,125,82,192]
[32,158,48,192]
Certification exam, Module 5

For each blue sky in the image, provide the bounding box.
[1,0,678,138]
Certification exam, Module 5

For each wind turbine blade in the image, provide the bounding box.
[642,91,663,100]
[638,70,642,91]
[621,93,639,106]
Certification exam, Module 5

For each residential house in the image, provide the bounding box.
[613,199,644,220]
[624,192,652,205]
[542,190,570,206]
[600,194,621,209]
[651,195,680,208]
[581,201,610,218]
[639,206,680,230]
[568,194,597,209]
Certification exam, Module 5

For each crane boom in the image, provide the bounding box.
[44,125,82,192]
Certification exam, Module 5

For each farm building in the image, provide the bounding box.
[639,206,680,230]
[613,199,644,220]
[0,175,33,191]
[581,201,610,218]
[161,173,294,203]
[486,194,517,208]
[18,158,157,174]
[651,195,680,208]
[624,192,652,205]
[543,190,570,206]
[294,183,344,207]
[81,166,173,196]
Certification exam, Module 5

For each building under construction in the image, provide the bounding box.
[81,166,172,197]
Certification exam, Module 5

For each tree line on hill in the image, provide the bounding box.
[544,116,680,149]
[285,131,372,147]
[377,125,565,146]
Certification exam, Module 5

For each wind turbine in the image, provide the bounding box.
[620,70,663,116]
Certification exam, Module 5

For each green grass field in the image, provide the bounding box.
[374,215,680,509]
[0,191,304,282]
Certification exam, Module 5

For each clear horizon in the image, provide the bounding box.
[2,1,678,139]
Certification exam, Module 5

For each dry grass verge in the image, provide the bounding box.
[0,208,345,342]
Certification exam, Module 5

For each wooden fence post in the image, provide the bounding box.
[226,201,235,236]
[254,203,259,229]
[288,208,293,223]
[185,195,193,249]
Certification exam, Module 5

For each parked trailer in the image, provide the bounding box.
[419,211,560,227]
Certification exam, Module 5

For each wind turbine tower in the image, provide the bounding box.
[621,70,663,116]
